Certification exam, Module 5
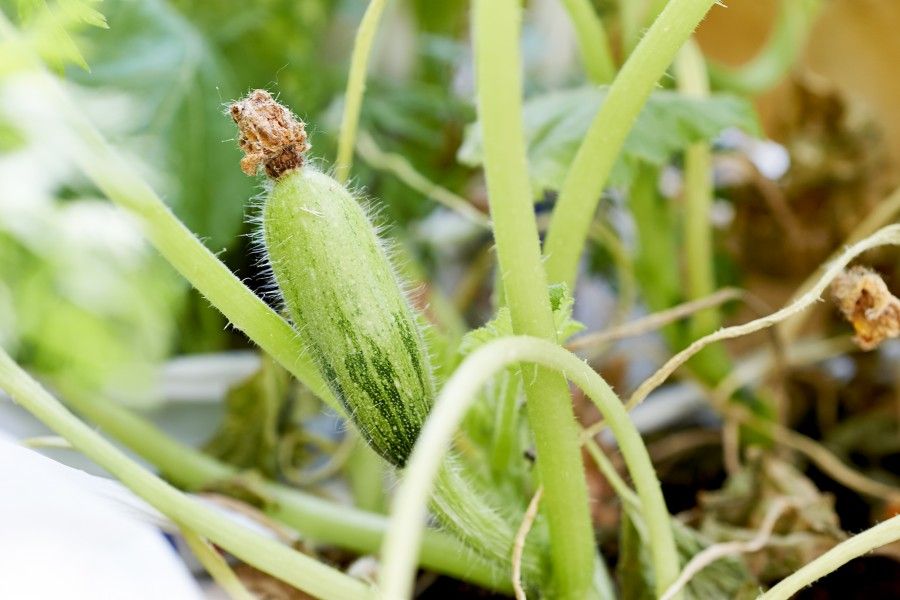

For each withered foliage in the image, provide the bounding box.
[230,89,310,179]
[831,266,900,350]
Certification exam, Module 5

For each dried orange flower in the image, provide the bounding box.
[229,89,310,179]
[831,265,900,350]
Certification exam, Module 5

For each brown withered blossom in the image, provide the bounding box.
[831,265,900,350]
[230,89,310,179]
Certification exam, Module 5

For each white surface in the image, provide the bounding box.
[0,435,203,600]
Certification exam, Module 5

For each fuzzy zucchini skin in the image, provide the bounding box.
[263,168,434,466]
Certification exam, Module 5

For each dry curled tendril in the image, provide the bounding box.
[831,266,900,350]
[230,89,310,180]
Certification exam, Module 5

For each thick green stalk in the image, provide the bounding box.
[674,39,719,338]
[472,1,598,597]
[58,387,509,592]
[544,0,718,289]
[380,336,678,600]
[334,0,389,183]
[0,350,370,600]
[561,0,616,84]
[630,165,681,326]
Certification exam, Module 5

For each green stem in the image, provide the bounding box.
[0,17,340,412]
[759,514,900,600]
[674,39,719,338]
[708,0,823,94]
[472,1,598,597]
[346,436,387,513]
[561,0,616,84]
[619,0,646,57]
[489,371,521,479]
[58,388,509,592]
[379,336,678,600]
[334,0,389,183]
[0,350,370,600]
[645,0,672,28]
[588,219,637,326]
[430,463,547,584]
[544,0,718,289]
[356,132,490,227]
[181,528,256,600]
[630,165,681,323]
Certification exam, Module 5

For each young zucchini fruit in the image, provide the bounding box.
[230,90,433,466]
[230,91,548,585]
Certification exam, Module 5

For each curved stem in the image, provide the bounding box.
[472,1,598,596]
[0,350,370,600]
[627,224,900,410]
[544,0,718,289]
[334,0,389,183]
[355,131,489,227]
[560,0,616,84]
[759,514,900,600]
[780,184,900,343]
[708,0,823,94]
[379,336,678,600]
[56,387,510,592]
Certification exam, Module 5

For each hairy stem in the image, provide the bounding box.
[379,336,679,600]
[55,387,509,592]
[759,514,900,600]
[472,1,600,596]
[544,0,718,289]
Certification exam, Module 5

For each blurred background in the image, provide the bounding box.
[1,0,900,597]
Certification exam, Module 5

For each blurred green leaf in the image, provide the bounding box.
[0,201,181,404]
[205,357,289,477]
[13,0,108,70]
[68,0,252,250]
[459,86,759,197]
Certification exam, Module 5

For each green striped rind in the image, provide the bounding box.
[263,168,434,466]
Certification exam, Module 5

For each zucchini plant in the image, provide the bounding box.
[2,1,900,600]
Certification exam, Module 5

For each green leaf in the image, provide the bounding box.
[0,202,181,405]
[460,283,583,355]
[616,505,758,600]
[458,86,759,197]
[57,0,107,29]
[68,0,252,250]
[14,0,108,71]
[204,357,289,478]
[672,521,759,600]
